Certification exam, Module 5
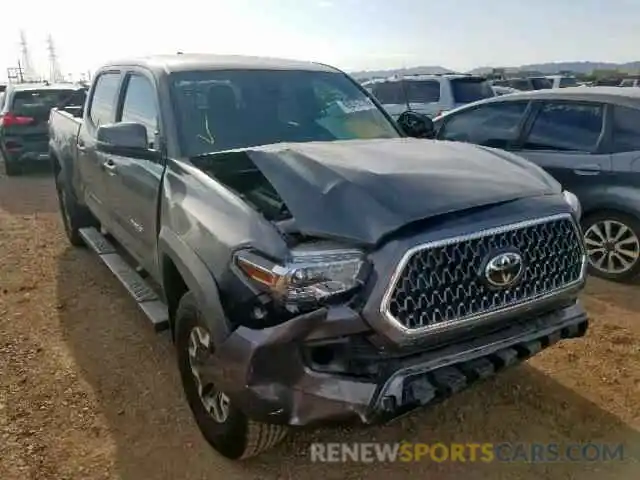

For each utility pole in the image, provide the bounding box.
[19,30,36,82]
[46,34,64,83]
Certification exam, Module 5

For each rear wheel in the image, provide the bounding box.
[175,292,288,459]
[582,211,640,283]
[4,160,22,176]
[55,172,97,246]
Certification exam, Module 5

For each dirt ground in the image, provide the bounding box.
[0,166,639,480]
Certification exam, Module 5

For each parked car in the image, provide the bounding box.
[492,85,521,96]
[433,87,640,282]
[49,54,588,460]
[545,75,579,89]
[493,77,553,91]
[620,78,640,88]
[363,74,495,118]
[0,83,82,175]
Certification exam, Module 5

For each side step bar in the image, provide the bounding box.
[79,227,169,332]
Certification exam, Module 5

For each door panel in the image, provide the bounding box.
[512,150,612,197]
[78,72,121,225]
[107,72,163,276]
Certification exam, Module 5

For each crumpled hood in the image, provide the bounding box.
[243,138,560,245]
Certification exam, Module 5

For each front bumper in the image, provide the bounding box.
[210,301,588,427]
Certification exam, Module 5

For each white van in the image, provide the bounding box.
[363,74,495,119]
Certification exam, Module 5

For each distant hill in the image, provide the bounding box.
[350,61,640,80]
[349,66,454,80]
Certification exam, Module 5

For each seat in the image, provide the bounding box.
[200,84,243,150]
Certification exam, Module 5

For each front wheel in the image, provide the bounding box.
[175,292,288,459]
[582,211,640,283]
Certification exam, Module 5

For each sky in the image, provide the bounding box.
[1,0,639,81]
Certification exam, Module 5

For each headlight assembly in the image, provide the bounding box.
[562,190,582,219]
[235,243,366,306]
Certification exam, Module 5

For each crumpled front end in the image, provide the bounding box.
[210,301,588,426]
[208,195,589,426]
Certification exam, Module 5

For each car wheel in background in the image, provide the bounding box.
[175,291,288,460]
[4,160,22,176]
[582,211,640,283]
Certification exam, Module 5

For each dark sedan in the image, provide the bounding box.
[432,87,640,283]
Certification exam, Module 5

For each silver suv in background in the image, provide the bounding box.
[363,74,495,118]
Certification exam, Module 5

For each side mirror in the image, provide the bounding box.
[96,122,151,157]
[397,110,435,139]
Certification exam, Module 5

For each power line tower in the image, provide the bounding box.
[46,34,64,83]
[19,30,37,81]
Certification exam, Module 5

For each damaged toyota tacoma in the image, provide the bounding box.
[48,54,589,460]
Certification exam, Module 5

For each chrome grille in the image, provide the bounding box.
[381,214,585,334]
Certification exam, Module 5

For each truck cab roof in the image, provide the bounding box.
[101,53,339,75]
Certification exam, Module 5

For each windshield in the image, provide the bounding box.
[11,89,76,116]
[450,78,494,103]
[170,69,400,156]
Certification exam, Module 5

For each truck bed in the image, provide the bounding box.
[49,108,83,166]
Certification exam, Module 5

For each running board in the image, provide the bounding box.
[79,227,169,332]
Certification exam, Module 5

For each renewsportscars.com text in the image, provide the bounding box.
[309,442,625,463]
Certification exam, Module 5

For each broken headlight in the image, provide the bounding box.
[235,243,366,306]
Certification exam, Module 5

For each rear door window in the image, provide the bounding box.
[610,105,640,153]
[620,79,635,87]
[522,102,604,152]
[89,72,121,127]
[559,77,578,88]
[404,80,440,103]
[450,78,494,103]
[370,82,404,104]
[438,101,528,148]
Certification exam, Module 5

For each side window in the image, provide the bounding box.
[89,73,120,127]
[523,102,603,152]
[620,79,634,87]
[120,74,158,147]
[610,106,640,153]
[438,101,528,148]
[371,82,403,104]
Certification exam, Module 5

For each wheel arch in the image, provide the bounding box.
[158,226,232,346]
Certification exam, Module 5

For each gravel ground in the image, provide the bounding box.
[0,166,639,480]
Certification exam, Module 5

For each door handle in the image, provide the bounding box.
[102,159,118,175]
[573,164,601,176]
[77,140,86,152]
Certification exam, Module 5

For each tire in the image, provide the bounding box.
[55,172,97,247]
[175,292,288,459]
[582,210,640,283]
[4,160,22,176]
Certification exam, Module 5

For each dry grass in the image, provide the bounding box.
[0,166,638,479]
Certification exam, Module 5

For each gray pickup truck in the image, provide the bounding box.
[49,54,589,460]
